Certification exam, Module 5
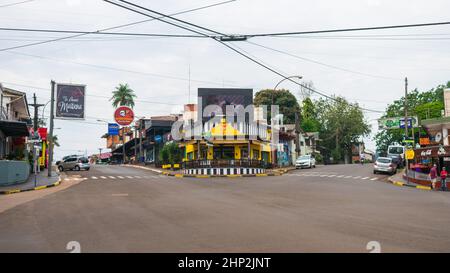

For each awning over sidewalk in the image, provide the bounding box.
[0,120,29,137]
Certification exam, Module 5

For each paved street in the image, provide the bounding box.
[0,164,449,253]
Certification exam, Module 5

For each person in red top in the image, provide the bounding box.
[429,164,438,190]
[440,167,448,191]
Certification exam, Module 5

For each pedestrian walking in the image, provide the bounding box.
[440,167,448,192]
[429,164,438,190]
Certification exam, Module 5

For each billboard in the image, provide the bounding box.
[378,116,419,130]
[56,84,86,119]
[198,88,253,121]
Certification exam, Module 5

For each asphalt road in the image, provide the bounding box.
[0,164,449,253]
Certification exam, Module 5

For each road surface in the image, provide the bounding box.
[0,164,449,252]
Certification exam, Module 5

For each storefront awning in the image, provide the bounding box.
[0,120,29,137]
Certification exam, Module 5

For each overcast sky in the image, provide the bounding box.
[1,0,449,159]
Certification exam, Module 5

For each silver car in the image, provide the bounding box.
[57,156,90,172]
[373,157,397,175]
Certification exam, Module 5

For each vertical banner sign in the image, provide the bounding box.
[56,84,86,119]
[108,123,120,135]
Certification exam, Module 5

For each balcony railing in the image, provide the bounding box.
[182,159,272,169]
[0,106,7,120]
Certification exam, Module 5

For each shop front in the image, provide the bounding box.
[407,145,450,187]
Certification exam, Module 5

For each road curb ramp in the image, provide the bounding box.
[0,175,63,195]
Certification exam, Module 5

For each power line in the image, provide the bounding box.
[244,21,450,38]
[0,27,206,38]
[246,41,401,81]
[0,0,236,52]
[104,0,384,113]
[0,0,35,8]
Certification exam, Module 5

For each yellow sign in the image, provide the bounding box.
[405,149,415,160]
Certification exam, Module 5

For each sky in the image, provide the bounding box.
[1,0,449,160]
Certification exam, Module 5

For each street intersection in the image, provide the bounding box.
[1,164,449,253]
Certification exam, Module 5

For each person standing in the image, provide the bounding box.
[429,164,437,190]
[440,167,448,191]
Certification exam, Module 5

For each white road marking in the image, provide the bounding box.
[353,176,361,179]
[370,177,378,181]
[91,176,98,180]
[327,175,336,177]
[126,176,134,179]
[117,176,125,179]
[109,176,116,179]
[100,176,107,179]
[361,177,370,180]
[336,175,344,178]
[344,176,352,178]
[134,176,142,179]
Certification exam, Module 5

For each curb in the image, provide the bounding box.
[387,176,431,191]
[0,175,62,195]
[123,164,289,179]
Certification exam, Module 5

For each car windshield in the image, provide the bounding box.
[377,158,391,164]
[298,156,310,160]
[79,157,89,163]
[388,147,403,154]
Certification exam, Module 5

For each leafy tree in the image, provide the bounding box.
[301,97,320,132]
[159,142,182,165]
[374,81,450,152]
[254,89,301,124]
[110,83,137,108]
[315,97,371,163]
[48,135,60,149]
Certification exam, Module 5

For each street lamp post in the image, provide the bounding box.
[272,75,303,168]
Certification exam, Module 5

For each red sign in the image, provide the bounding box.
[114,106,134,126]
[38,128,48,140]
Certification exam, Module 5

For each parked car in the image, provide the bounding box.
[295,155,316,169]
[57,156,90,171]
[373,157,397,175]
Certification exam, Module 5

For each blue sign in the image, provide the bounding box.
[108,123,120,136]
[154,135,162,143]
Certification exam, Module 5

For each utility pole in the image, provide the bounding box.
[139,119,143,163]
[47,81,55,177]
[404,77,409,184]
[294,112,301,158]
[98,148,102,163]
[29,93,44,132]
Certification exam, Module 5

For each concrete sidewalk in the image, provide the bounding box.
[0,170,61,194]
[388,169,432,191]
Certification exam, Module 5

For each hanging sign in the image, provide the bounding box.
[114,106,134,126]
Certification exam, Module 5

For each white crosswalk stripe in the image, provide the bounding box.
[126,176,134,179]
[134,176,142,179]
[100,176,107,179]
[117,176,125,179]
[370,177,378,180]
[109,176,116,179]
[361,177,370,180]
[91,176,98,180]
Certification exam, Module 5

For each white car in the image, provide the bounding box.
[295,155,316,169]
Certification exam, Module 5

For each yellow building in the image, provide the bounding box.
[180,118,272,175]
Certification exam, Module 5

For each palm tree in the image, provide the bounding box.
[48,135,60,149]
[110,83,137,108]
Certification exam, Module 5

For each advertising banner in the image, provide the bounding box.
[55,84,86,119]
[378,116,418,130]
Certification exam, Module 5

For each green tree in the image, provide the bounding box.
[254,89,301,124]
[110,83,137,108]
[301,97,320,132]
[159,142,182,165]
[374,81,450,153]
[315,97,371,163]
[48,135,60,149]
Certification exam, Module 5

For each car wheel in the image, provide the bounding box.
[313,164,316,168]
[74,165,80,171]
[373,170,377,174]
[58,166,64,172]
[86,168,90,171]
